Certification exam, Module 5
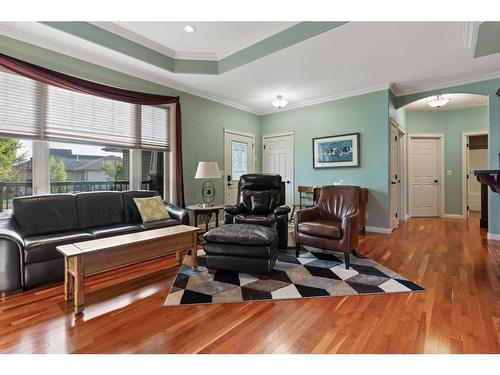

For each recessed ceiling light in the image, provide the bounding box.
[184,25,195,33]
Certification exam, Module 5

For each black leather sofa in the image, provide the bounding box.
[0,190,188,296]
[224,174,290,249]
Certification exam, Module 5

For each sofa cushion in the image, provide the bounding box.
[122,190,160,223]
[297,219,342,239]
[204,224,277,247]
[23,231,94,264]
[141,219,181,231]
[86,224,142,239]
[13,194,79,236]
[76,192,125,229]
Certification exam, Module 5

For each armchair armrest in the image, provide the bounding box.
[341,211,360,250]
[224,204,245,215]
[274,205,291,216]
[295,207,321,223]
[164,203,189,225]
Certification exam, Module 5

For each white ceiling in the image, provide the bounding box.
[1,22,500,115]
[95,22,297,60]
[404,93,487,111]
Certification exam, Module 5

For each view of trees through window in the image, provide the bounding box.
[48,142,128,193]
[0,137,33,211]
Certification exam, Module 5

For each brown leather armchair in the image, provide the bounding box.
[294,185,360,269]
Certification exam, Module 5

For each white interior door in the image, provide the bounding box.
[409,137,440,217]
[224,130,255,205]
[262,134,293,208]
[468,147,488,212]
[390,124,399,229]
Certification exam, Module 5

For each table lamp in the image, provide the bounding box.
[195,161,221,206]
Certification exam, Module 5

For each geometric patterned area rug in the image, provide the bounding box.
[164,246,425,307]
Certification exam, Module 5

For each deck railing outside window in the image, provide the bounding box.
[0,180,153,212]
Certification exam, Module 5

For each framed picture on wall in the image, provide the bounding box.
[312,132,360,168]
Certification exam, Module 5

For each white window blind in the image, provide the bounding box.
[45,85,137,148]
[140,105,169,149]
[0,69,41,138]
[0,69,170,150]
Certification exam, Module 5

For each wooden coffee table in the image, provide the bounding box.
[57,225,200,314]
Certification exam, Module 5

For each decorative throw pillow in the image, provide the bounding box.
[133,196,170,223]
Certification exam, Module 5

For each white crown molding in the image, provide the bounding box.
[462,21,481,50]
[90,21,298,62]
[173,51,218,61]
[393,70,500,97]
[90,21,180,59]
[216,22,299,60]
[258,83,392,116]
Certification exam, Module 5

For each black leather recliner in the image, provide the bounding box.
[224,174,290,249]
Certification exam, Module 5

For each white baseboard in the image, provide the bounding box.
[365,226,392,234]
[487,232,500,241]
[441,214,465,219]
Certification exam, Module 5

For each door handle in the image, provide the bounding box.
[286,180,290,184]
[434,179,439,183]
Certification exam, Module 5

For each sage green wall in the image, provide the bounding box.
[395,78,500,235]
[0,34,261,206]
[406,107,489,216]
[261,90,390,229]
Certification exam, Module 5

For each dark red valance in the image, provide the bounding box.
[0,53,185,207]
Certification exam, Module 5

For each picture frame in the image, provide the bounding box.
[312,132,360,168]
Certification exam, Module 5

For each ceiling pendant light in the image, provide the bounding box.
[427,95,450,109]
[272,95,288,109]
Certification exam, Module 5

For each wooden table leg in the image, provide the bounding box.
[215,211,219,227]
[176,251,182,266]
[191,232,198,271]
[64,257,74,302]
[74,255,84,314]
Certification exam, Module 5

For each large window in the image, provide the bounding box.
[0,68,173,205]
[0,138,32,211]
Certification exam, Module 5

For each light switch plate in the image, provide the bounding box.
[447,170,452,175]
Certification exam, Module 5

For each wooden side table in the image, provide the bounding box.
[186,204,224,233]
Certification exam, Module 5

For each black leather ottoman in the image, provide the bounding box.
[203,224,279,276]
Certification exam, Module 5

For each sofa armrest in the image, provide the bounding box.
[295,207,321,224]
[274,205,291,216]
[0,212,25,294]
[164,203,189,225]
[0,212,24,248]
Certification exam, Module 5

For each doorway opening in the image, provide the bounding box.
[401,93,489,220]
[462,132,488,222]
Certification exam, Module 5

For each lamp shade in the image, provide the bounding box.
[195,161,221,179]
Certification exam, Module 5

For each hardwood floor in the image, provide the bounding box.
[0,217,498,354]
